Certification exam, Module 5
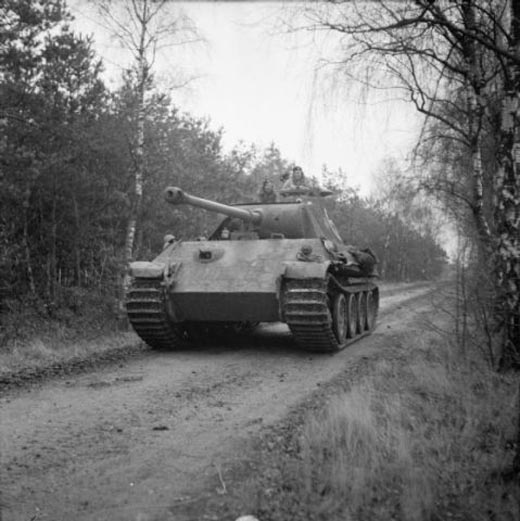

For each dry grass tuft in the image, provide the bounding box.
[0,291,139,373]
[257,333,520,521]
[0,332,138,374]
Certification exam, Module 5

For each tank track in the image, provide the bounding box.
[126,278,183,350]
[282,276,378,352]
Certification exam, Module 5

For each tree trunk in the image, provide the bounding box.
[49,174,58,304]
[496,0,520,369]
[119,1,149,327]
[497,0,520,479]
[72,192,82,287]
[23,200,36,297]
[513,382,520,474]
[461,0,493,253]
[381,232,390,279]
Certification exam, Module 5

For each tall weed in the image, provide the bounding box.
[276,336,519,521]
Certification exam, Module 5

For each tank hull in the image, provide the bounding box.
[127,237,378,352]
[151,238,327,322]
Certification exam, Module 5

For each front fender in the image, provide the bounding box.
[283,261,330,280]
[129,261,166,279]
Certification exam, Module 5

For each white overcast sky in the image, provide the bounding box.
[69,1,423,195]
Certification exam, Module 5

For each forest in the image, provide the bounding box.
[1,2,520,519]
[0,0,447,344]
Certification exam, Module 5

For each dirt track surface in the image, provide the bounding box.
[0,283,437,521]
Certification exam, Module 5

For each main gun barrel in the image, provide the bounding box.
[164,186,262,224]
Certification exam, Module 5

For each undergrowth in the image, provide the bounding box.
[250,334,520,521]
[0,288,134,372]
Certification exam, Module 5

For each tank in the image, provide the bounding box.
[125,186,379,352]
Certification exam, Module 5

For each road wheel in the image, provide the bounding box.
[357,292,367,333]
[332,293,348,345]
[346,293,358,338]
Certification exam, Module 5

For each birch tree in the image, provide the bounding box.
[94,0,199,321]
[295,0,520,366]
[496,0,520,368]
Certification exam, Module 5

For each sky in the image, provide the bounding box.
[69,1,424,196]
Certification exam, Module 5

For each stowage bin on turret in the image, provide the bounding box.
[125,186,379,352]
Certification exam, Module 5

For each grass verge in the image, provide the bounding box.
[237,327,520,520]
[0,290,139,375]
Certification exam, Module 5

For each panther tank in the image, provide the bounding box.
[125,186,379,352]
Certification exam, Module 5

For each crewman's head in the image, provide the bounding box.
[292,166,304,184]
[262,179,274,193]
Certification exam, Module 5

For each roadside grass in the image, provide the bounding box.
[0,332,138,374]
[250,332,520,521]
[0,290,138,374]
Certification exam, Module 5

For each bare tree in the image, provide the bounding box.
[293,0,519,366]
[93,0,200,322]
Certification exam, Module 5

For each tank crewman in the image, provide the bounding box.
[258,179,277,203]
[220,226,230,239]
[220,218,243,239]
[280,166,311,196]
[162,234,176,249]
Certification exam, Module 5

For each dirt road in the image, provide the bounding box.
[0,284,437,521]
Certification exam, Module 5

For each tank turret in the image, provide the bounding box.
[165,186,344,243]
[164,186,262,224]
